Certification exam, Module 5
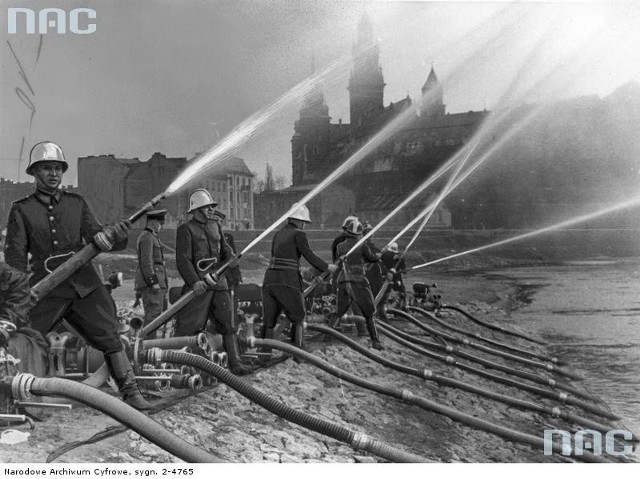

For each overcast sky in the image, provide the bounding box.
[3,0,640,187]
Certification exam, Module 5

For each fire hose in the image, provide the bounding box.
[441,304,547,345]
[144,348,428,463]
[408,305,563,365]
[382,313,593,401]
[241,338,609,463]
[392,308,578,379]
[7,373,223,463]
[375,322,619,420]
[305,324,627,438]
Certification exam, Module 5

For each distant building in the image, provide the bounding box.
[78,153,254,229]
[0,178,34,229]
[255,14,479,228]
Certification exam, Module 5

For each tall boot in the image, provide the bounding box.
[355,317,368,337]
[259,324,275,355]
[223,334,250,376]
[365,317,384,351]
[291,323,305,349]
[104,350,153,411]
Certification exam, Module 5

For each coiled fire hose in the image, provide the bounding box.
[375,322,619,420]
[389,308,579,380]
[242,338,608,463]
[145,348,429,463]
[441,304,547,345]
[305,324,624,437]
[386,309,588,398]
[8,374,222,463]
[408,306,563,365]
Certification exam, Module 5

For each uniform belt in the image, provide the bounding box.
[154,261,165,266]
[269,257,300,271]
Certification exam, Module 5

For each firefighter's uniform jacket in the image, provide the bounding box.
[335,235,379,318]
[135,227,168,326]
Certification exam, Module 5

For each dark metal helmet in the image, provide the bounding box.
[26,141,68,176]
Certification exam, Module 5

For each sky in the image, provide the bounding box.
[2,0,640,188]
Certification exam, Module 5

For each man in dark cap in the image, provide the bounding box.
[4,141,151,410]
[134,209,168,337]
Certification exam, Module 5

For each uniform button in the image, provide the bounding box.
[48,205,53,210]
[53,240,58,246]
[51,229,57,234]
[49,216,54,221]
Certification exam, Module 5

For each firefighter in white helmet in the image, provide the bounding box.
[4,141,150,409]
[379,241,407,314]
[174,188,248,375]
[260,204,337,351]
[333,217,384,350]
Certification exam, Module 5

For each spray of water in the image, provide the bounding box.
[411,195,640,271]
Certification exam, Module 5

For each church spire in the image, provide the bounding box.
[420,64,445,117]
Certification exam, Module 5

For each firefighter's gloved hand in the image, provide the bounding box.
[327,264,338,274]
[192,280,208,296]
[111,220,132,242]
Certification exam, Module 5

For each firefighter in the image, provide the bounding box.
[174,189,248,375]
[134,209,168,338]
[380,242,407,311]
[334,217,384,350]
[3,141,152,410]
[261,204,338,350]
[0,262,30,347]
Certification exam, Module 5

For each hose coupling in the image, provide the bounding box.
[551,357,559,364]
[462,339,470,346]
[188,375,203,391]
[558,392,568,403]
[445,346,454,353]
[546,364,554,372]
[401,390,416,402]
[551,407,562,418]
[351,432,371,450]
[445,356,456,365]
[422,369,433,379]
[146,347,163,365]
[246,336,257,349]
[11,373,35,400]
[548,379,557,387]
[196,333,209,351]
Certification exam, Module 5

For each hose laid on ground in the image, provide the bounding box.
[306,324,623,436]
[146,349,428,463]
[386,310,588,399]
[408,306,563,365]
[441,304,547,345]
[243,338,607,463]
[389,308,580,380]
[142,334,209,352]
[376,322,619,420]
[9,374,222,463]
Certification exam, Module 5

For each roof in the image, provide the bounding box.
[199,156,254,177]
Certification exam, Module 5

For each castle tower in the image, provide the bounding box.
[291,56,331,185]
[348,13,385,131]
[420,65,445,117]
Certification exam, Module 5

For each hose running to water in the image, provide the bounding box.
[408,306,563,365]
[376,322,619,420]
[9,374,222,463]
[146,349,429,463]
[388,308,583,380]
[386,309,588,397]
[306,324,623,436]
[400,308,576,378]
[441,304,547,345]
[243,338,608,462]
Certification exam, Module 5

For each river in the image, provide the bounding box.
[481,259,640,442]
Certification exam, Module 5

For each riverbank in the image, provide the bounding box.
[4,257,624,464]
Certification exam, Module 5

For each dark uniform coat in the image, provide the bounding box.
[174,217,234,336]
[135,227,168,327]
[0,262,30,329]
[335,235,379,318]
[262,223,329,328]
[3,189,126,353]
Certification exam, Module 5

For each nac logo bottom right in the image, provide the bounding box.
[544,429,635,457]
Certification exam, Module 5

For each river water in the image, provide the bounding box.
[483,259,640,440]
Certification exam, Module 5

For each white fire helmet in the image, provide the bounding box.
[188,188,218,213]
[343,217,363,236]
[341,215,358,229]
[26,141,68,175]
[288,204,311,223]
[388,242,399,253]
